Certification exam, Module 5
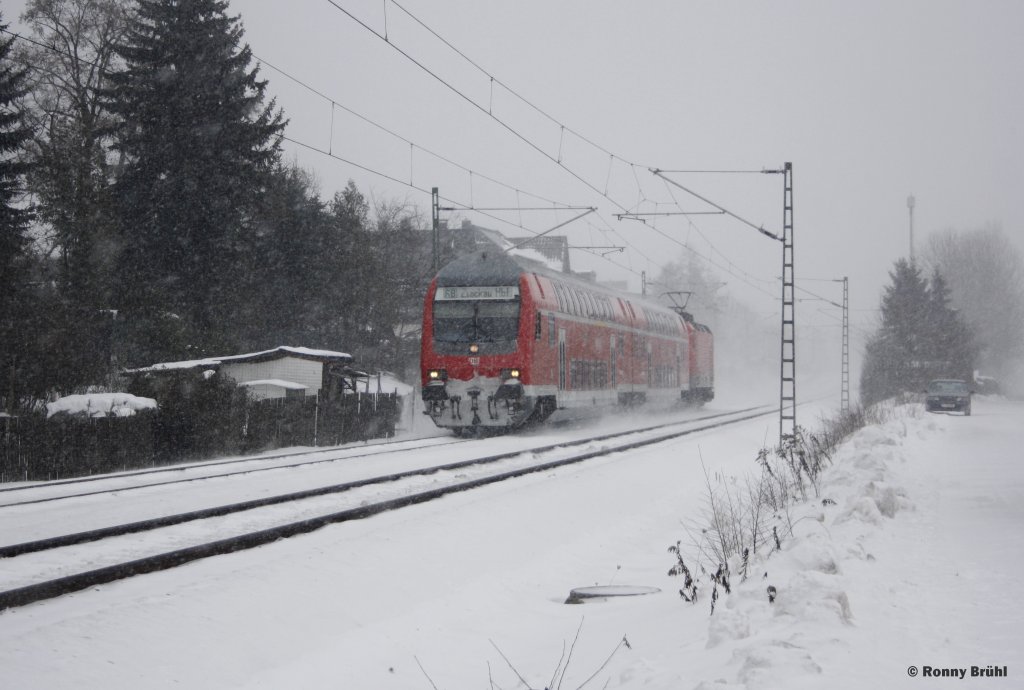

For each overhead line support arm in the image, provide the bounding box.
[650,168,782,241]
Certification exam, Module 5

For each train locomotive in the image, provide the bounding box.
[420,249,713,435]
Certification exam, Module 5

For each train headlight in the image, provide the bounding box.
[427,369,447,381]
[469,343,479,354]
[500,368,522,381]
[428,370,440,380]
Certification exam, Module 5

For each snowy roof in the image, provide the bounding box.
[129,357,222,373]
[217,346,352,364]
[46,393,158,418]
[126,346,353,373]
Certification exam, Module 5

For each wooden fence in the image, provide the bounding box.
[0,392,399,483]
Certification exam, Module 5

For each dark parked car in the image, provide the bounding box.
[924,379,972,415]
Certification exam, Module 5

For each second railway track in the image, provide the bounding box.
[0,404,775,611]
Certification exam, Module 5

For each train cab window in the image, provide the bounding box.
[548,314,556,345]
[535,312,542,340]
[433,300,521,347]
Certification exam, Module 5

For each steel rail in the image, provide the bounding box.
[0,435,463,493]
[0,406,774,611]
[0,406,766,557]
[0,405,759,507]
[0,436,466,507]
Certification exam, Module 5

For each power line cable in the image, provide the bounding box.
[388,0,623,163]
[4,26,631,272]
[7,17,779,299]
[321,1,794,296]
[284,135,646,277]
[658,175,779,286]
[308,2,676,278]
[617,212,778,301]
[254,53,588,214]
[321,0,633,213]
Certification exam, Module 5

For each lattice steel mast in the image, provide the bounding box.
[779,163,796,439]
[841,276,850,413]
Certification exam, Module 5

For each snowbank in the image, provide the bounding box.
[666,401,1023,689]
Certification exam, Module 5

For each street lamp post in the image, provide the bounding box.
[907,194,916,263]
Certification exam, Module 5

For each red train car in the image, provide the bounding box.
[420,250,713,434]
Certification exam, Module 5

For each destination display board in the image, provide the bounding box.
[435,285,520,301]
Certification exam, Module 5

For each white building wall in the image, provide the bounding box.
[220,357,324,397]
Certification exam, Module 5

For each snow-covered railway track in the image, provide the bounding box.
[0,405,774,611]
[0,435,466,507]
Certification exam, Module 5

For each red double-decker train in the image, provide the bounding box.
[420,249,713,435]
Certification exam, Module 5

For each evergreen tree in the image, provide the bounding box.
[0,15,36,412]
[105,0,285,364]
[860,259,976,405]
[325,181,375,353]
[924,268,975,382]
[238,162,332,350]
[860,260,930,405]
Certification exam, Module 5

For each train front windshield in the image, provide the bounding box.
[433,300,520,346]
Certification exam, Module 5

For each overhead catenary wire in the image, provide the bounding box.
[322,0,771,287]
[16,25,608,257]
[6,13,778,299]
[3,25,634,273]
[253,42,660,279]
[652,168,782,241]
[387,0,628,166]
[617,211,779,301]
[254,53,586,214]
[321,0,633,214]
[374,1,791,249]
[1,30,639,298]
[657,177,779,287]
[284,136,565,239]
[320,2,795,296]
[283,135,645,278]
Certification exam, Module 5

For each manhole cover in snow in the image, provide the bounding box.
[565,585,661,604]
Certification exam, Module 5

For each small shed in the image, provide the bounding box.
[127,346,354,400]
[216,347,353,399]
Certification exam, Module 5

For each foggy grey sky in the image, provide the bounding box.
[7,0,1023,332]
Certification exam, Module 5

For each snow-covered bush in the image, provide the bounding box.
[671,405,877,615]
[45,393,157,418]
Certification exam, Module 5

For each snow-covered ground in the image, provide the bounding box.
[0,396,1020,689]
